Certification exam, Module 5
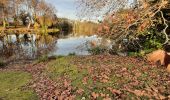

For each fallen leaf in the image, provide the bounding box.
[64,79,70,88]
[76,88,84,95]
[91,92,99,99]
[100,93,106,97]
[103,97,112,100]
[107,87,121,94]
[82,77,88,85]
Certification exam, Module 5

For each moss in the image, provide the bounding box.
[0,71,38,100]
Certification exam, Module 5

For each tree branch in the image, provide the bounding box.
[160,10,169,44]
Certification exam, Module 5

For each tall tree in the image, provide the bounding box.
[0,0,10,28]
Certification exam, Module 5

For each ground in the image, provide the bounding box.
[0,71,38,100]
[0,55,170,100]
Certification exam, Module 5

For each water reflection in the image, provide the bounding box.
[51,35,98,56]
[0,33,111,61]
[0,34,57,60]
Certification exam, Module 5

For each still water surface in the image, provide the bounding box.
[0,33,111,60]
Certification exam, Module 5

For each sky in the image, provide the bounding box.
[46,0,78,20]
[45,0,135,21]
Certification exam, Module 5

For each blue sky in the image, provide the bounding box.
[46,0,78,20]
[45,0,135,21]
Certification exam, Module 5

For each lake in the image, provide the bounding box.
[0,33,111,61]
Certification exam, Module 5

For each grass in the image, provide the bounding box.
[46,56,128,99]
[46,57,95,99]
[46,57,78,80]
[0,71,38,100]
[45,55,170,99]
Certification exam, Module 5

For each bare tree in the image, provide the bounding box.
[77,0,131,18]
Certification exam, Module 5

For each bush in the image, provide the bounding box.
[37,55,48,63]
[123,28,165,53]
[0,60,6,68]
[88,46,107,55]
[68,52,76,56]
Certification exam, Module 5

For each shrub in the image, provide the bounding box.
[37,55,48,63]
[68,52,76,56]
[0,60,6,68]
[88,46,107,55]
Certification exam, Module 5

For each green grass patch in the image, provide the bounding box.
[47,57,81,77]
[0,71,38,100]
[46,57,118,99]
[45,56,170,99]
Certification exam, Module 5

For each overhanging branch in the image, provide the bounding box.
[160,11,169,44]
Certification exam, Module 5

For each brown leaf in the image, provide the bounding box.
[76,88,84,95]
[103,97,112,100]
[54,90,60,95]
[82,77,88,85]
[168,95,170,99]
[101,79,109,83]
[107,87,121,94]
[158,94,166,100]
[167,64,170,73]
[100,93,106,97]
[64,79,70,88]
[91,92,99,99]
[127,89,150,97]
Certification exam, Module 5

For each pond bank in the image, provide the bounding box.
[0,55,170,100]
[0,28,59,36]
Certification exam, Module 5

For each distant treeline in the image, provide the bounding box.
[73,21,99,35]
[57,18,99,35]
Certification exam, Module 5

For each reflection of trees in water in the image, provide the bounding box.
[0,34,57,60]
[35,34,57,57]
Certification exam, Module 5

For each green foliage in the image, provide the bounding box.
[56,55,65,59]
[88,46,107,55]
[128,49,156,57]
[0,60,5,68]
[140,29,164,50]
[0,71,38,100]
[128,52,143,57]
[68,52,76,56]
[37,55,48,63]
[125,28,164,55]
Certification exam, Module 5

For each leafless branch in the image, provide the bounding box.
[160,11,169,44]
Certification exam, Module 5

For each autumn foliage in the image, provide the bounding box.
[87,0,170,53]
